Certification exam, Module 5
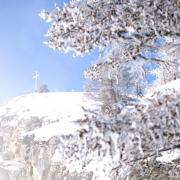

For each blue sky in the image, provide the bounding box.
[0,0,98,104]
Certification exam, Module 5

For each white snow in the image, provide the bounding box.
[0,92,97,121]
[142,79,180,106]
[155,79,180,94]
[0,160,24,171]
[147,79,180,97]
[156,148,180,163]
[51,149,62,163]
[26,121,88,141]
[0,92,98,141]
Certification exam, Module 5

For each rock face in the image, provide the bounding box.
[0,92,97,180]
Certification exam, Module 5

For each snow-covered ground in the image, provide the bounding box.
[0,92,97,120]
[0,92,99,140]
[156,78,180,93]
[147,78,180,97]
[157,148,180,164]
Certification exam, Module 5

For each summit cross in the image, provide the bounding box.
[33,71,39,92]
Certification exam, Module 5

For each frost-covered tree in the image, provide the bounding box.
[40,0,180,179]
[38,84,49,93]
[40,0,179,53]
[40,0,179,101]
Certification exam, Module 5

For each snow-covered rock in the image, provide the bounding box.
[0,82,180,180]
[0,92,98,180]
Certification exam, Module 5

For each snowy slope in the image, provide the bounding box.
[0,92,97,120]
[1,79,179,138]
[0,92,99,140]
[148,78,180,97]
[156,78,180,92]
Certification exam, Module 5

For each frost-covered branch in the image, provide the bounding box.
[40,0,179,55]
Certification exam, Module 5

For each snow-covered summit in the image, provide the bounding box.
[0,92,99,140]
[0,92,97,120]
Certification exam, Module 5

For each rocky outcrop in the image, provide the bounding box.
[0,93,96,180]
[0,124,93,180]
